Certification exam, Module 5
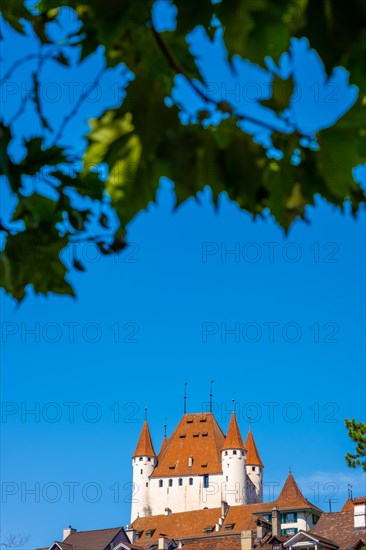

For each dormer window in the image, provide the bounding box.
[200,418,207,423]
[145,530,155,539]
[224,524,235,531]
[203,526,214,534]
[179,434,186,438]
[187,419,194,424]
[202,432,208,437]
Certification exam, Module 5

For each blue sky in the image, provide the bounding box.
[1,3,365,548]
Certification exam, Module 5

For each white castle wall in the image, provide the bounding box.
[131,449,258,519]
[246,464,263,503]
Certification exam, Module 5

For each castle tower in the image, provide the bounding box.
[221,411,247,506]
[131,419,157,521]
[245,428,263,503]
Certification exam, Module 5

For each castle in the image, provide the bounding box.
[131,410,264,522]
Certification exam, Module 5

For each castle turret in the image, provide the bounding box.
[221,412,247,506]
[131,420,157,522]
[245,428,263,503]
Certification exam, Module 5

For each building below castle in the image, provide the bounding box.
[131,411,264,522]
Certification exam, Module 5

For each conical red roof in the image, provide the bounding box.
[222,412,246,451]
[158,435,168,459]
[245,429,263,467]
[132,420,156,458]
[275,472,309,508]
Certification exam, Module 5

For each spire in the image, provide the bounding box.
[222,411,246,451]
[276,472,308,507]
[159,434,168,458]
[245,429,264,467]
[158,422,168,458]
[132,420,156,458]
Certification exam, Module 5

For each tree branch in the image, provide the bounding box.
[151,23,309,138]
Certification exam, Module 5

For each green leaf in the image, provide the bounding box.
[1,228,73,301]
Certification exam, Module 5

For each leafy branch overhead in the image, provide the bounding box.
[0,0,365,300]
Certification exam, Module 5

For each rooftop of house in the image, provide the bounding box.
[253,472,322,514]
[312,508,366,550]
[47,527,125,550]
[150,412,226,477]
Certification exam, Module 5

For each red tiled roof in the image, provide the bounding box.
[130,507,222,544]
[62,527,124,550]
[222,412,246,451]
[312,510,366,550]
[245,430,263,467]
[132,421,156,458]
[151,413,225,477]
[130,502,272,546]
[341,498,355,511]
[254,473,322,513]
[181,536,242,549]
[158,435,168,459]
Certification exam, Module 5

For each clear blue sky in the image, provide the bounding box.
[0,3,365,548]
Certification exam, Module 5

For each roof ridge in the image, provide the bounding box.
[65,527,122,534]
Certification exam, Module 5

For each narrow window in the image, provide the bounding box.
[179,478,183,486]
[169,479,173,487]
[159,479,163,487]
[189,477,193,485]
[203,474,209,489]
[252,466,255,471]
[233,450,237,455]
[140,469,143,474]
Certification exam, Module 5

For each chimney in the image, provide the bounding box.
[221,500,229,518]
[158,537,169,550]
[272,506,281,537]
[241,530,254,550]
[256,519,264,541]
[63,526,76,541]
[125,526,138,544]
[354,499,366,529]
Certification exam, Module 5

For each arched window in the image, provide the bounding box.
[159,479,163,487]
[169,479,173,487]
[179,478,183,486]
[189,477,193,485]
